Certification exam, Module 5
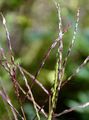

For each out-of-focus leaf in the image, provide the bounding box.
[16,16,31,28]
[67,92,89,113]
[24,103,46,120]
[21,40,43,66]
[38,69,55,87]
[4,0,23,7]
[76,33,89,55]
[24,103,36,120]
[76,68,89,81]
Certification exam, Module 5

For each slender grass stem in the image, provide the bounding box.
[54,101,89,117]
[62,56,89,87]
[18,65,40,120]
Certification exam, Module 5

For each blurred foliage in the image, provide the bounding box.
[0,0,89,120]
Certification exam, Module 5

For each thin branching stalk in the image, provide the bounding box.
[32,99,48,120]
[48,58,59,120]
[0,13,19,98]
[0,13,26,120]
[17,81,47,118]
[23,38,64,104]
[0,2,89,120]
[0,13,12,52]
[60,8,80,91]
[21,67,50,96]
[58,8,80,90]
[0,78,17,120]
[54,101,89,117]
[0,82,24,120]
[0,47,7,60]
[57,3,63,91]
[18,65,40,120]
[48,1,64,119]
[0,13,14,63]
[0,90,24,120]
[0,49,20,97]
[31,37,61,89]
[62,9,80,70]
[62,56,89,87]
[0,50,47,118]
[0,62,26,119]
[34,37,60,78]
[32,25,68,87]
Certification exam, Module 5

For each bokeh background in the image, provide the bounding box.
[0,0,89,120]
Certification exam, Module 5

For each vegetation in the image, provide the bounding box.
[0,0,89,120]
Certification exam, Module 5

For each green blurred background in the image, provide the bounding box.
[0,0,89,120]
